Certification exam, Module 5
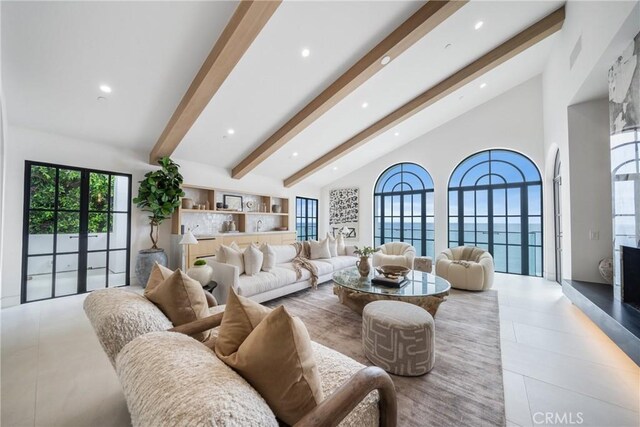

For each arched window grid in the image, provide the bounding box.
[448,150,543,277]
[374,163,435,258]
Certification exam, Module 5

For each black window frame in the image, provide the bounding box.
[296,196,318,241]
[373,162,435,257]
[447,149,543,277]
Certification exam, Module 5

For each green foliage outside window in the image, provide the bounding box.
[28,166,113,234]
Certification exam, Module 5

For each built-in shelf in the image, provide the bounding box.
[180,209,288,216]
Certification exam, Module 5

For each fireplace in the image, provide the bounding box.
[622,246,640,310]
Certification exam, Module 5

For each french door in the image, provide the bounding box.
[21,161,132,303]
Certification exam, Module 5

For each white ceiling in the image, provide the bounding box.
[3,0,564,187]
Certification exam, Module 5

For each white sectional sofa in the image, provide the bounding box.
[206,244,357,304]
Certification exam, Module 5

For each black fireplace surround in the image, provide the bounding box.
[622,245,640,310]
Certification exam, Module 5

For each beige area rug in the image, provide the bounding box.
[265,282,505,427]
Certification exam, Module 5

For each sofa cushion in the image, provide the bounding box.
[143,262,173,293]
[326,233,338,257]
[244,244,264,276]
[278,262,312,281]
[221,244,245,275]
[316,255,356,271]
[272,244,297,264]
[235,268,296,297]
[310,238,331,260]
[336,233,346,255]
[217,306,324,426]
[145,270,212,342]
[215,241,242,263]
[215,290,272,356]
[260,243,276,272]
[116,331,278,427]
[310,260,334,276]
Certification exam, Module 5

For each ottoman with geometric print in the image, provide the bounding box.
[362,300,435,376]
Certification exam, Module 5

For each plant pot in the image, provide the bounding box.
[187,264,213,287]
[356,256,370,277]
[135,248,168,287]
[182,198,194,209]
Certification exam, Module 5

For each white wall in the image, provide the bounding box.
[567,99,613,283]
[0,125,321,307]
[541,0,639,282]
[320,76,545,261]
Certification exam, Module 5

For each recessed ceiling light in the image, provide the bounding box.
[227,128,235,135]
[332,166,338,171]
[292,152,299,157]
[475,21,484,30]
[99,84,112,93]
[394,132,400,136]
[301,48,310,58]
[480,82,487,89]
[97,96,107,102]
[361,102,369,109]
[381,55,391,65]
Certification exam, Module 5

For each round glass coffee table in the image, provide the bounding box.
[333,267,451,317]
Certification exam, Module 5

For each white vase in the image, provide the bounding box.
[187,264,213,286]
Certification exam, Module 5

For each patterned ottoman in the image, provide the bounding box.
[362,300,434,376]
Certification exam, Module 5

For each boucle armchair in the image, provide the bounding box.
[435,246,494,291]
[84,288,397,427]
[372,242,416,269]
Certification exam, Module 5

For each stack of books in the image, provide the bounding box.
[371,274,409,288]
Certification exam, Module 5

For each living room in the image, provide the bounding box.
[1,1,639,426]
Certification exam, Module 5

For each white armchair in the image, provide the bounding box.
[372,242,416,269]
[435,246,494,291]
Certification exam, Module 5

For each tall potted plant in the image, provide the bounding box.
[133,157,185,286]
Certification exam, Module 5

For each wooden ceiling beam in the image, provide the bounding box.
[284,6,565,187]
[231,0,468,179]
[149,0,281,164]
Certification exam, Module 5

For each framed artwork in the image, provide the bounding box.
[329,188,359,239]
[223,194,243,211]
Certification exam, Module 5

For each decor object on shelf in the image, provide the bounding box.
[187,259,214,287]
[353,246,379,277]
[246,200,255,210]
[182,198,194,209]
[223,194,243,211]
[436,246,494,291]
[598,258,614,284]
[179,229,198,271]
[216,202,223,209]
[372,242,416,269]
[330,188,359,240]
[363,300,435,376]
[133,157,184,286]
[272,204,281,213]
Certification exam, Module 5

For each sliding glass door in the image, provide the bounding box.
[21,162,132,303]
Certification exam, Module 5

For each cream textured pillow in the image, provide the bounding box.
[143,262,173,294]
[145,269,211,342]
[309,238,331,259]
[336,233,346,255]
[220,244,245,275]
[215,241,241,263]
[326,233,338,257]
[217,304,324,426]
[260,243,276,272]
[215,290,272,357]
[244,244,264,276]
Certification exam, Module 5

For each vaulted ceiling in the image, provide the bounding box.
[2,0,564,188]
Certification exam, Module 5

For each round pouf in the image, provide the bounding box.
[362,301,435,376]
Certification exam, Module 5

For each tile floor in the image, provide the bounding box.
[1,274,639,426]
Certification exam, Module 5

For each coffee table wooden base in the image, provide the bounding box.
[333,284,449,317]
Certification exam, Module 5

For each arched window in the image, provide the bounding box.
[374,163,434,257]
[448,149,543,276]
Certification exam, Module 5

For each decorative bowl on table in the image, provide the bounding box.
[375,265,410,280]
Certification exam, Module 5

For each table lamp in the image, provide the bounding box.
[179,229,198,270]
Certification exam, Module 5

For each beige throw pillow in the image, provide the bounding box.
[215,290,272,357]
[220,244,245,275]
[215,241,242,263]
[216,299,323,425]
[260,243,276,272]
[309,238,331,259]
[336,233,346,255]
[143,262,173,295]
[244,244,264,276]
[145,269,211,342]
[326,233,338,257]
